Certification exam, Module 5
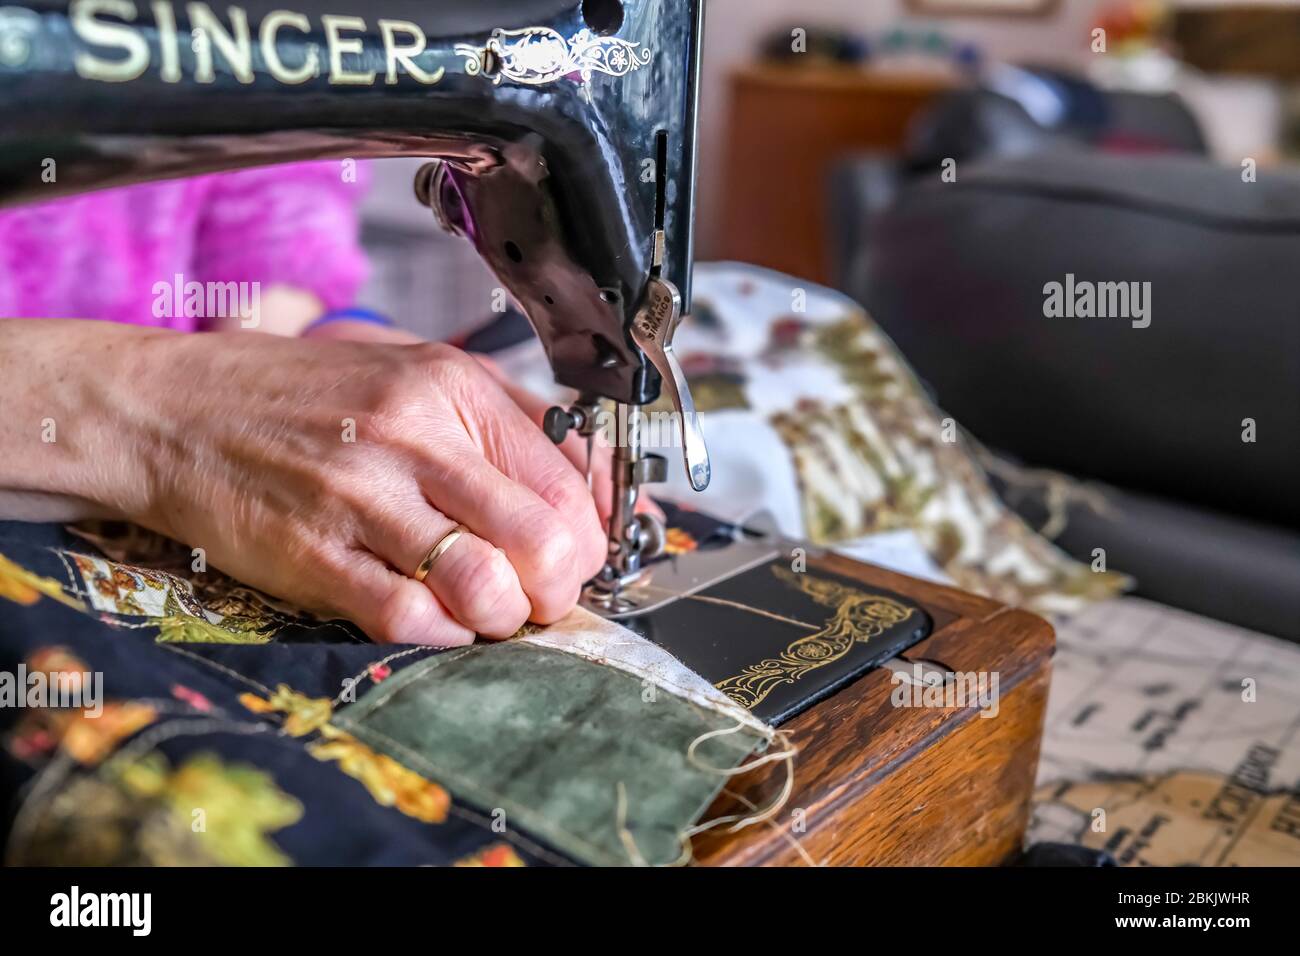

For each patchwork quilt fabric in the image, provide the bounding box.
[0,520,772,867]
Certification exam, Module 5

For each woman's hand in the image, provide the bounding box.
[0,320,607,646]
[302,316,663,525]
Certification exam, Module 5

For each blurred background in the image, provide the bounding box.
[359,0,1300,643]
[361,0,1297,323]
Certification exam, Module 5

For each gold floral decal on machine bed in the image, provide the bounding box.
[714,566,916,711]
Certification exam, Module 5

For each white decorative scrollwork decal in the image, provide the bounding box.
[455,27,651,85]
[0,6,40,69]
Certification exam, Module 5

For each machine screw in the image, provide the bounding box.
[543,405,587,444]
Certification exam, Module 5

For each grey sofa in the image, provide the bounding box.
[830,80,1300,640]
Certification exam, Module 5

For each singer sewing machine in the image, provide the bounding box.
[0,0,709,616]
[0,0,1053,864]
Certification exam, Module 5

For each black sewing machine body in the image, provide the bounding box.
[0,1,935,724]
[1,0,717,589]
[0,0,701,406]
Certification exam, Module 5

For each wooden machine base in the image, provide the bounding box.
[693,554,1055,866]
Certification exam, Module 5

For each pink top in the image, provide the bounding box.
[0,161,370,331]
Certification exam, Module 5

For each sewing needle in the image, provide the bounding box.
[585,433,593,490]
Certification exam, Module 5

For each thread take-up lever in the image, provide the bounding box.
[629,276,711,493]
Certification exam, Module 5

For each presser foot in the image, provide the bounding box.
[581,510,665,616]
[581,579,646,617]
[579,523,785,621]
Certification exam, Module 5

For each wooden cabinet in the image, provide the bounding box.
[697,553,1054,867]
[717,66,951,285]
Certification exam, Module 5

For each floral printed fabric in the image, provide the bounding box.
[0,521,541,865]
[0,518,769,867]
[677,264,1129,616]
[495,263,1128,618]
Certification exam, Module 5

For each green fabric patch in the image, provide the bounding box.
[334,641,767,866]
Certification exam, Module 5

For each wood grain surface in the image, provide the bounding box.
[694,553,1055,866]
[716,65,950,284]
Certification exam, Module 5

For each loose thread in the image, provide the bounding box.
[614,780,650,867]
[681,726,797,837]
[682,754,794,836]
[967,430,1114,540]
[636,582,820,631]
[719,785,819,868]
[613,722,792,866]
[686,721,792,777]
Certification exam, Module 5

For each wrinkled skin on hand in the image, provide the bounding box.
[130,333,610,646]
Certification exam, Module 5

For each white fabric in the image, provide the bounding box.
[520,606,773,738]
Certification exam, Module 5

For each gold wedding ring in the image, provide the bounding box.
[413,524,469,582]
